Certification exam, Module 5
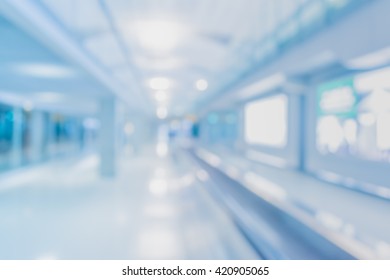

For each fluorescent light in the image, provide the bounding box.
[34,92,65,102]
[196,79,208,91]
[239,73,286,100]
[155,91,169,102]
[346,48,390,69]
[156,107,168,119]
[149,77,171,90]
[12,63,75,78]
[156,142,169,158]
[354,67,390,92]
[133,20,183,53]
[23,101,34,112]
[149,178,168,196]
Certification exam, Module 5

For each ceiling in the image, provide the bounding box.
[33,0,312,117]
[0,0,364,118]
[0,14,106,115]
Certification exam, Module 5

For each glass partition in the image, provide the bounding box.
[0,104,13,170]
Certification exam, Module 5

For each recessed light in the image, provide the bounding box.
[156,107,168,119]
[23,101,34,112]
[133,20,184,53]
[149,77,171,90]
[196,79,208,91]
[34,92,65,102]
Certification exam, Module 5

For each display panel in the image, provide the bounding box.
[244,95,288,148]
[316,67,390,162]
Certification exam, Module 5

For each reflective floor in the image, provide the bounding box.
[1,143,390,259]
[195,145,390,259]
[0,147,257,260]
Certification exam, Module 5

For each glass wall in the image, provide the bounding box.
[0,104,13,171]
[46,113,84,158]
[316,67,390,163]
[0,101,98,173]
[200,111,239,145]
[306,65,390,191]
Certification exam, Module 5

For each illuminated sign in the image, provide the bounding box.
[317,77,357,118]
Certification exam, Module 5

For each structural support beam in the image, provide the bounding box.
[30,110,45,162]
[99,97,116,178]
[11,108,23,167]
[0,0,143,111]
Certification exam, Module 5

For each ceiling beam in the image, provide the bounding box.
[0,0,144,112]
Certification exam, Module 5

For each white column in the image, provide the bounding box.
[30,110,45,162]
[11,108,23,167]
[99,97,116,178]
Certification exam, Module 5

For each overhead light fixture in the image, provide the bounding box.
[133,20,183,53]
[346,48,390,70]
[196,79,208,91]
[156,107,168,120]
[23,101,34,112]
[149,77,171,90]
[155,91,169,102]
[34,92,65,103]
[354,67,390,92]
[12,63,75,78]
[239,73,286,100]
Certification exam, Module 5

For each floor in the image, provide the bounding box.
[0,148,257,260]
[195,145,390,259]
[1,143,389,260]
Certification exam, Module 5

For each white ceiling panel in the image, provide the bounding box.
[31,0,361,116]
[40,0,109,37]
[83,32,126,68]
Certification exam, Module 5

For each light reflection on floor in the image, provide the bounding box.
[0,151,257,260]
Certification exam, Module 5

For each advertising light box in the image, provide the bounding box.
[316,67,390,162]
[244,95,288,148]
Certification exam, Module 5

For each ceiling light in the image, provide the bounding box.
[239,73,286,100]
[149,77,171,90]
[134,20,183,52]
[34,92,65,102]
[23,101,34,112]
[156,107,168,120]
[354,67,390,92]
[12,63,75,78]
[155,91,169,102]
[196,79,208,91]
[346,48,390,70]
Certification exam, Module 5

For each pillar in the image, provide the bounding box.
[11,108,23,167]
[30,110,45,162]
[99,97,116,178]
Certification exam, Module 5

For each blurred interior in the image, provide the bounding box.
[0,0,389,260]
